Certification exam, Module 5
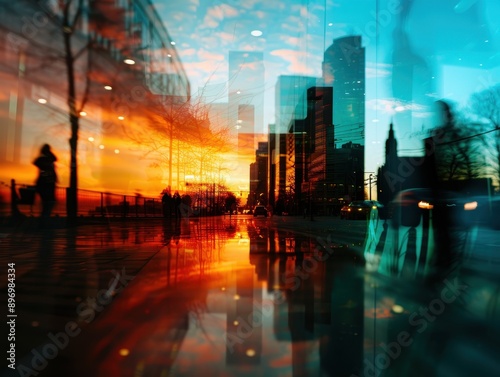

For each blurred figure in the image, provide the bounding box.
[266,204,273,217]
[161,189,172,218]
[173,191,181,219]
[33,144,57,225]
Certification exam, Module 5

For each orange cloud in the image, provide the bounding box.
[197,49,225,62]
[270,49,319,75]
[202,4,240,29]
[280,36,301,48]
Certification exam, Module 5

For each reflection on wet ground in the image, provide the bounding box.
[1,215,499,376]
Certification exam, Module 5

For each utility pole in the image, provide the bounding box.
[364,172,375,201]
[369,174,373,200]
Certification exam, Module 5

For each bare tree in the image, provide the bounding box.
[468,84,500,188]
[434,101,484,182]
[60,0,91,223]
[124,95,231,192]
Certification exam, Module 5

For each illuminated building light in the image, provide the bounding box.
[233,320,239,326]
[124,58,135,65]
[246,349,256,357]
[118,116,125,120]
[233,294,240,300]
[80,111,87,116]
[38,98,47,104]
[104,85,112,90]
[114,149,120,154]
[88,137,94,142]
[99,145,104,149]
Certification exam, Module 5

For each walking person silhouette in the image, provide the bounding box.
[33,144,58,227]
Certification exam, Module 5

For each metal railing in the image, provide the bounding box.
[4,180,163,218]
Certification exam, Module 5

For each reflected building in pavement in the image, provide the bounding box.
[225,268,263,365]
[247,222,365,376]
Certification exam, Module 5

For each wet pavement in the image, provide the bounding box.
[1,215,499,377]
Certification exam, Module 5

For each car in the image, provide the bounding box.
[340,200,378,220]
[253,205,268,217]
[390,188,478,228]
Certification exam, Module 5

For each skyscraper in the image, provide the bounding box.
[322,36,365,147]
[321,36,366,203]
[228,51,265,135]
[272,75,321,204]
[275,75,321,134]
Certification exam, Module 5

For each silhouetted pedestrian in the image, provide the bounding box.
[173,191,181,219]
[33,144,57,226]
[161,190,172,218]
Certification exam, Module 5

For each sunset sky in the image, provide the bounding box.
[154,0,500,174]
[1,0,499,202]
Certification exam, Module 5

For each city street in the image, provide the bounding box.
[1,215,498,377]
[1,1,499,376]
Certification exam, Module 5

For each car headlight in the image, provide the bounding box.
[464,201,477,211]
[418,201,433,210]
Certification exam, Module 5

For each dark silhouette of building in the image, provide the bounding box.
[286,119,307,214]
[272,76,321,206]
[249,142,268,207]
[268,124,276,207]
[377,122,425,208]
[285,86,364,214]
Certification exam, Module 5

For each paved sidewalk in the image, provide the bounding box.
[1,218,170,377]
[1,215,499,377]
